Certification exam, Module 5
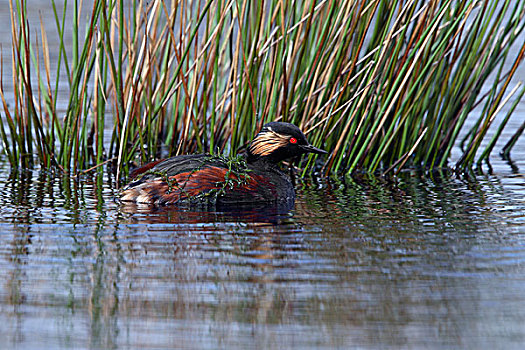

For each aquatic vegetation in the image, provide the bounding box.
[1,0,524,178]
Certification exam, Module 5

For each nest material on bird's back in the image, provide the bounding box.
[124,154,255,204]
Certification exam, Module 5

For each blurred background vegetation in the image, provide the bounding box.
[1,0,524,181]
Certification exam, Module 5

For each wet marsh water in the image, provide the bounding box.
[0,158,524,349]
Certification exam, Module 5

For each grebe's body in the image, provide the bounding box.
[120,122,326,205]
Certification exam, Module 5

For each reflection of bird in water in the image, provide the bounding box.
[119,201,294,225]
[121,122,326,206]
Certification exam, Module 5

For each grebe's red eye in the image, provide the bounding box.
[290,137,297,144]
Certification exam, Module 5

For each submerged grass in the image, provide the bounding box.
[1,0,524,180]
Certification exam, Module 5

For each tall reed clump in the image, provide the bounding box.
[1,0,524,179]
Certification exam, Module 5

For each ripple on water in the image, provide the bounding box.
[0,162,525,348]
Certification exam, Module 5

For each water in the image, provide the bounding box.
[0,158,524,349]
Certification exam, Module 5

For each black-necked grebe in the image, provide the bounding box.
[120,122,327,205]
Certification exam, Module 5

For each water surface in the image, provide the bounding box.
[0,158,524,349]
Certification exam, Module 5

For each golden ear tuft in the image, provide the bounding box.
[249,130,290,156]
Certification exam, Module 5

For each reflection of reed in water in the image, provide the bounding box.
[50,223,305,347]
[296,170,508,230]
[0,169,119,225]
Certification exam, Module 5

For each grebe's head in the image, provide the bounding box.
[247,122,327,164]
